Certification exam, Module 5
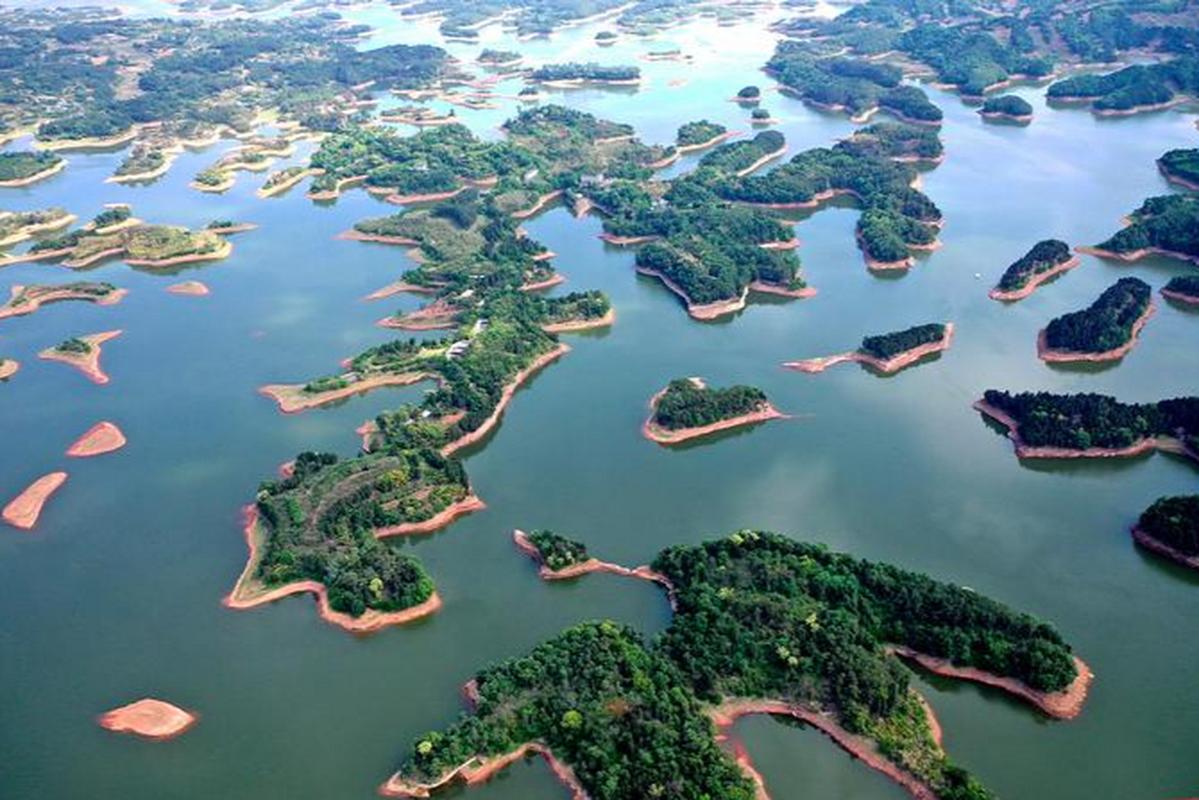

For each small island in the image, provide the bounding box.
[750,107,778,126]
[66,421,127,458]
[784,322,953,374]
[512,529,673,590]
[1133,495,1199,572]
[675,120,734,153]
[594,30,617,45]
[975,390,1199,461]
[528,62,641,87]
[167,280,211,297]
[476,48,522,68]
[9,216,236,270]
[1156,148,1199,191]
[643,378,784,445]
[733,84,761,104]
[1038,277,1153,363]
[382,531,1089,800]
[109,146,175,184]
[1162,275,1199,305]
[989,239,1077,301]
[978,94,1033,123]
[38,330,122,384]
[3,472,68,531]
[0,282,126,321]
[98,698,197,740]
[0,151,65,187]
[1078,194,1199,266]
[0,207,75,247]
[0,358,17,380]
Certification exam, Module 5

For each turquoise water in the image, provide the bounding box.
[2,7,1198,799]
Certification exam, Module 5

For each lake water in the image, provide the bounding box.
[2,5,1198,799]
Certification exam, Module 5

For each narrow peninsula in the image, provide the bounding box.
[785,322,952,374]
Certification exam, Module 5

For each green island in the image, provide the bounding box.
[977,390,1199,458]
[10,210,236,269]
[676,119,728,148]
[0,207,75,247]
[0,281,125,321]
[1081,193,1199,265]
[1048,56,1199,115]
[1039,277,1153,361]
[0,151,65,186]
[0,7,453,156]
[1134,495,1199,571]
[989,239,1075,301]
[979,95,1033,122]
[528,62,641,84]
[643,378,782,444]
[1157,148,1199,190]
[862,323,949,361]
[477,49,521,67]
[766,42,942,125]
[112,146,169,181]
[735,85,761,102]
[1163,275,1199,304]
[521,529,589,573]
[383,531,1088,800]
[775,0,1194,102]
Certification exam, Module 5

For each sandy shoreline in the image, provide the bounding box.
[512,190,564,219]
[0,211,76,246]
[0,359,18,380]
[709,699,939,800]
[784,323,953,374]
[364,281,439,301]
[225,506,443,634]
[541,308,615,333]
[520,272,565,292]
[98,698,197,740]
[979,110,1032,124]
[747,280,817,299]
[989,256,1081,301]
[889,646,1093,720]
[974,399,1188,461]
[38,329,122,384]
[167,280,210,296]
[1037,301,1154,363]
[1161,287,1199,305]
[0,284,127,320]
[0,159,68,187]
[260,370,430,414]
[337,230,421,246]
[442,344,570,456]
[125,238,233,268]
[258,168,322,198]
[642,379,785,445]
[599,232,660,246]
[1158,164,1199,192]
[1076,244,1199,267]
[1132,526,1199,572]
[386,186,466,206]
[734,144,787,178]
[307,174,366,201]
[3,472,68,530]
[66,421,127,457]
[37,128,138,151]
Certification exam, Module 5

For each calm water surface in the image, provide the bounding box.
[1,7,1197,799]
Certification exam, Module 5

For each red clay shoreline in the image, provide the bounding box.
[1076,244,1199,267]
[973,399,1190,461]
[988,256,1081,301]
[642,378,786,445]
[225,505,445,634]
[259,371,431,414]
[3,472,68,530]
[1161,287,1199,305]
[375,495,486,538]
[66,421,126,457]
[1036,301,1154,363]
[888,646,1093,720]
[0,284,128,320]
[512,530,676,605]
[98,698,198,740]
[379,742,588,799]
[636,266,749,320]
[1131,526,1199,572]
[38,329,122,384]
[784,323,953,374]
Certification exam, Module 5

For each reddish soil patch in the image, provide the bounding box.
[784,323,953,374]
[3,472,68,530]
[98,698,197,740]
[66,421,126,457]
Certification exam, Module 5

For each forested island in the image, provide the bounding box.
[1163,275,1199,305]
[1048,56,1199,115]
[0,282,126,321]
[1038,277,1154,363]
[643,378,783,445]
[1157,148,1199,191]
[1080,194,1199,265]
[528,62,641,85]
[3,216,236,270]
[979,95,1033,123]
[0,151,65,187]
[989,239,1077,301]
[0,207,75,247]
[976,390,1199,460]
[383,531,1089,800]
[1133,495,1199,572]
[785,322,952,374]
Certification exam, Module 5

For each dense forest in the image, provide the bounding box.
[1048,56,1199,112]
[652,379,770,431]
[1094,194,1199,260]
[1042,277,1151,353]
[1164,275,1199,298]
[860,323,947,360]
[980,94,1034,118]
[525,529,589,572]
[393,531,1083,799]
[1158,148,1199,186]
[981,390,1199,451]
[528,62,640,82]
[1137,495,1199,556]
[995,239,1072,291]
[0,151,62,181]
[676,120,727,147]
